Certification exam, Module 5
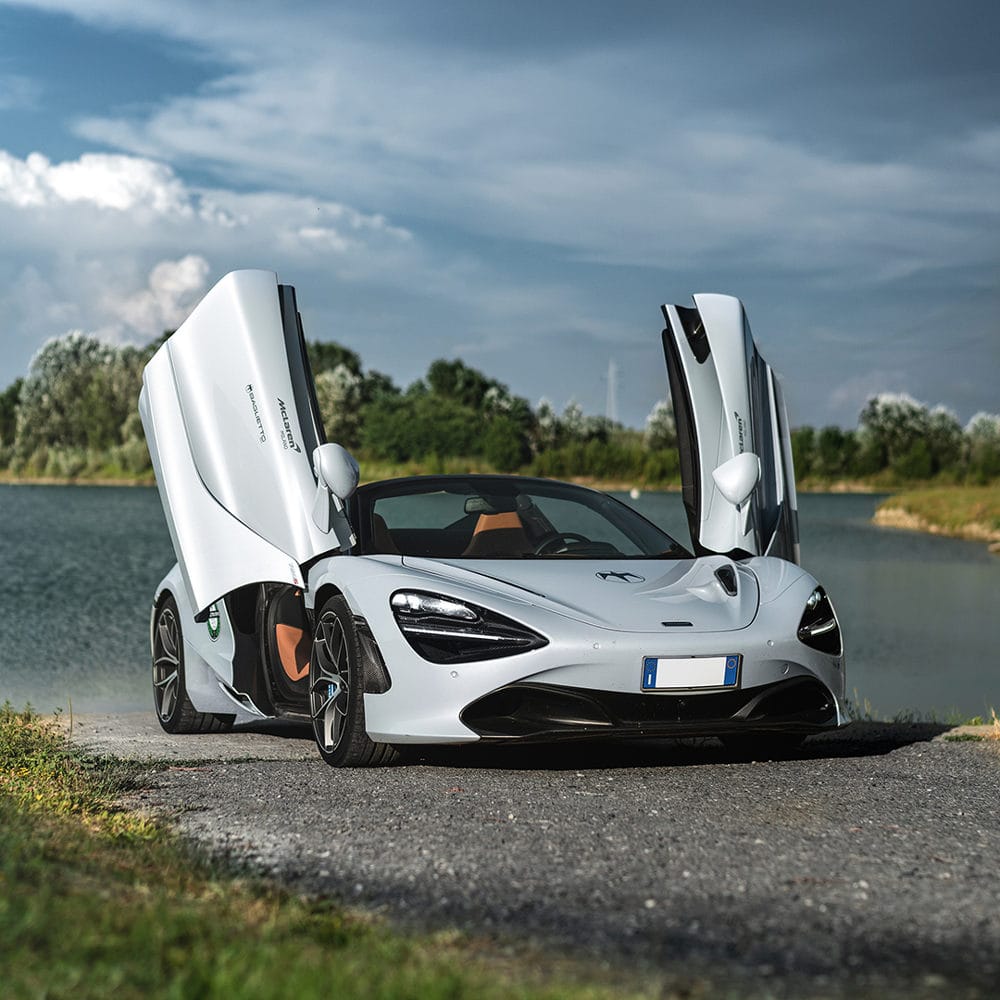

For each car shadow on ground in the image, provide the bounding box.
[394,721,953,771]
[230,718,952,770]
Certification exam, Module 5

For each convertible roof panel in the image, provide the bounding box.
[140,269,352,617]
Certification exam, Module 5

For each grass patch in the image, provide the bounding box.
[843,690,998,726]
[875,485,1000,539]
[0,706,654,1000]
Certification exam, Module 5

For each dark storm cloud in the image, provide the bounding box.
[0,0,997,427]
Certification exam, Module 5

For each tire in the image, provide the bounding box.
[309,594,398,767]
[152,594,234,734]
[721,732,807,761]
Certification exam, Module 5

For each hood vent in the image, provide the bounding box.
[714,565,738,596]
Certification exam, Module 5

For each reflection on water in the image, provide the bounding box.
[1,484,997,718]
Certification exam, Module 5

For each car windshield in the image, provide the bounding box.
[355,477,691,560]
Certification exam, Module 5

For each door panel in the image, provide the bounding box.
[661,293,799,562]
[140,269,354,618]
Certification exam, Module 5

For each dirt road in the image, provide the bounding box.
[71,715,1000,998]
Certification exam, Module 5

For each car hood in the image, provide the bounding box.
[400,555,759,633]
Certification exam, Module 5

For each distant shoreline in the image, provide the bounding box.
[5,475,997,556]
[0,474,154,487]
[0,472,876,494]
[874,505,1000,554]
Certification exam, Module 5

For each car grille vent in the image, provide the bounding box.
[661,620,693,627]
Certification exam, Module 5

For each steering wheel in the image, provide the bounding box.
[533,531,590,555]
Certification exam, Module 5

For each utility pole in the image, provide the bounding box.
[605,359,618,425]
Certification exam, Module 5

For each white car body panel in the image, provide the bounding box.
[397,555,760,633]
[300,553,842,744]
[143,271,844,754]
[662,293,799,563]
[152,564,265,725]
[139,270,352,619]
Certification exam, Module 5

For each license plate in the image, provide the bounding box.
[641,654,740,691]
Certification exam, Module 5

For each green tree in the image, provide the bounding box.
[307,340,363,377]
[790,426,815,478]
[925,406,963,478]
[14,334,141,456]
[858,393,929,471]
[482,414,531,472]
[360,370,399,405]
[315,364,364,449]
[361,394,480,461]
[531,398,559,454]
[644,400,676,451]
[426,358,500,410]
[965,413,1000,482]
[0,377,23,447]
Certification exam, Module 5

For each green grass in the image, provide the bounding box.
[842,690,998,726]
[0,705,654,1000]
[876,484,1000,537]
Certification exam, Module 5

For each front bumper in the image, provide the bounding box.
[461,676,836,742]
[313,557,846,745]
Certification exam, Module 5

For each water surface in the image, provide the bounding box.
[1,484,996,718]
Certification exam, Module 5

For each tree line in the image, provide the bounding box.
[0,330,997,486]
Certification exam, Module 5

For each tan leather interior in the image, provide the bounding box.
[462,511,531,557]
[275,623,310,682]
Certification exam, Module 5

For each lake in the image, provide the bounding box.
[1,484,997,720]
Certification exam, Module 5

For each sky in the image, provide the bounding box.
[0,0,997,430]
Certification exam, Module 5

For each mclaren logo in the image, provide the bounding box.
[596,571,645,583]
[276,398,302,453]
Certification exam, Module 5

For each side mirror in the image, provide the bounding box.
[311,443,359,532]
[712,452,759,536]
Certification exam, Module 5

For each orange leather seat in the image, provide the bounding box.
[461,511,531,557]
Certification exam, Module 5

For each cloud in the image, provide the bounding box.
[0,150,231,221]
[105,255,210,337]
[0,72,40,111]
[1,1,998,428]
[58,23,999,294]
[0,146,423,386]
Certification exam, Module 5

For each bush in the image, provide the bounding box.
[361,394,481,461]
[483,415,531,472]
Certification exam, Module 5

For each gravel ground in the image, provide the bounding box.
[73,716,1000,998]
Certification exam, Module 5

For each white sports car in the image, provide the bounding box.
[140,270,845,766]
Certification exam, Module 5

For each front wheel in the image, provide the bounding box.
[309,595,398,767]
[152,595,233,734]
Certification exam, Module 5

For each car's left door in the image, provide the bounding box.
[140,269,354,620]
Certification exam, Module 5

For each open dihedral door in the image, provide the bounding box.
[661,293,799,563]
[139,269,355,619]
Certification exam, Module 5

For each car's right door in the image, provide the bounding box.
[661,293,799,564]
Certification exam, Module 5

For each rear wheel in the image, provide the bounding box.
[152,594,233,734]
[309,594,397,767]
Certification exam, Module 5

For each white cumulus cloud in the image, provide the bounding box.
[0,150,197,216]
[107,255,211,336]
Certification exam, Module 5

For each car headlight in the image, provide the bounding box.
[797,586,842,656]
[390,590,548,664]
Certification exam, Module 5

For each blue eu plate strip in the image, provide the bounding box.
[642,657,658,689]
[724,655,739,686]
